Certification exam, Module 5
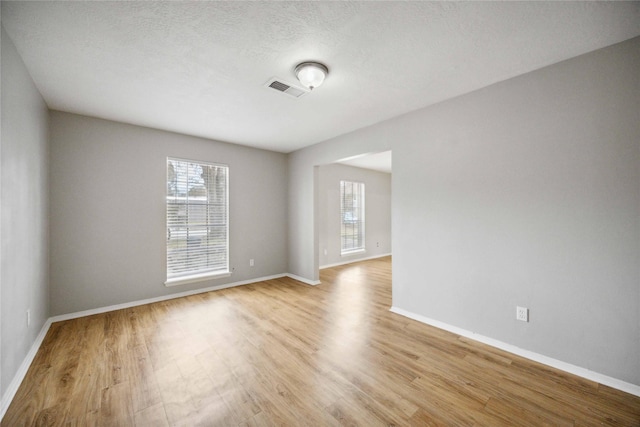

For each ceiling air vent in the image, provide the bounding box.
[265,78,308,98]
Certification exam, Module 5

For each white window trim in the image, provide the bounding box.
[165,270,231,287]
[341,248,366,257]
[166,157,230,286]
[340,180,365,255]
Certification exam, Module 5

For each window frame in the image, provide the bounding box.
[340,180,366,256]
[165,157,230,287]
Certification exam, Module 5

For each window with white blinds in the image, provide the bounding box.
[340,180,365,254]
[166,158,229,285]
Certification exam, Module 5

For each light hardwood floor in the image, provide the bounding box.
[3,256,639,426]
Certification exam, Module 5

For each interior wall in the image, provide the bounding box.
[287,36,640,385]
[317,163,391,268]
[49,111,288,316]
[0,26,50,398]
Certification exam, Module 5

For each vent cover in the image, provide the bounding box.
[265,78,309,98]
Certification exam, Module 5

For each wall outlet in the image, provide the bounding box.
[323,249,327,256]
[249,259,254,267]
[27,309,31,327]
[516,306,529,322]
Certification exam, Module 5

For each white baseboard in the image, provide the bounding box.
[389,306,640,398]
[320,252,392,270]
[51,273,288,323]
[1,318,53,421]
[285,273,321,286]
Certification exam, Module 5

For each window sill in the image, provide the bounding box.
[341,249,366,257]
[165,270,231,287]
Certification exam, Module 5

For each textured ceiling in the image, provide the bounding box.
[2,1,639,153]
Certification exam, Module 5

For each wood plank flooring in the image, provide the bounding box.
[3,256,639,426]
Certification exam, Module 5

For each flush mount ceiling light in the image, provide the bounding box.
[295,62,329,90]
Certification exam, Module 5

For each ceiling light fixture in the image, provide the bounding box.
[295,62,329,90]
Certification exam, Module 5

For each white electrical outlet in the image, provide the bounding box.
[249,259,254,267]
[27,309,31,327]
[323,249,327,256]
[516,306,529,322]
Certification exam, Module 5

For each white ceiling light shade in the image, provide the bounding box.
[295,62,329,90]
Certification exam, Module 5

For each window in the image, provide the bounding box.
[340,180,365,254]
[166,158,229,285]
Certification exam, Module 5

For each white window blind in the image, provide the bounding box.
[166,158,229,284]
[340,180,365,254]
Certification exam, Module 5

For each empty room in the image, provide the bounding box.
[1,1,639,425]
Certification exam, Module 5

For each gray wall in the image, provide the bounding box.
[1,26,50,397]
[317,163,391,267]
[288,37,640,385]
[50,112,288,315]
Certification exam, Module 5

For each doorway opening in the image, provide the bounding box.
[316,151,392,271]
